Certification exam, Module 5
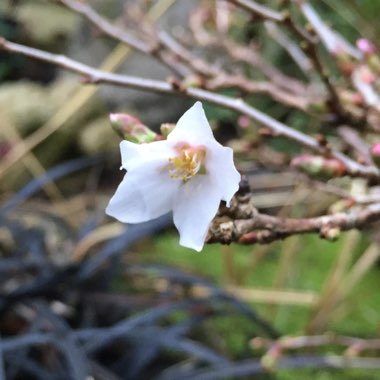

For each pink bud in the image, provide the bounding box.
[237,115,251,129]
[291,154,346,178]
[110,113,142,129]
[371,143,380,156]
[358,66,376,84]
[351,92,364,105]
[0,142,11,158]
[109,113,157,143]
[356,38,376,55]
[160,123,176,138]
[320,226,341,241]
[370,143,380,167]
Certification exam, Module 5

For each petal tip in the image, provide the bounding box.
[179,240,204,252]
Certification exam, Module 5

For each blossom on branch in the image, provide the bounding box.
[106,102,241,251]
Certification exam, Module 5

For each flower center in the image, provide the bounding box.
[168,144,206,182]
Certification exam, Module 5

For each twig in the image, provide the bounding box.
[298,1,362,60]
[206,74,310,110]
[338,126,374,165]
[207,196,380,244]
[252,334,380,354]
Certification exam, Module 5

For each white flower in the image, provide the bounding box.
[106,102,241,251]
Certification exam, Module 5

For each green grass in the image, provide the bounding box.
[137,229,380,378]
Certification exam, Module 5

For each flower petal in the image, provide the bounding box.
[168,102,214,146]
[106,159,180,223]
[120,140,175,170]
[205,142,241,206]
[173,176,221,251]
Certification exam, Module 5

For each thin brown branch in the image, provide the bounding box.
[303,41,348,117]
[252,334,380,354]
[157,30,218,77]
[60,0,312,110]
[207,74,310,110]
[338,126,375,165]
[0,37,378,180]
[207,194,380,244]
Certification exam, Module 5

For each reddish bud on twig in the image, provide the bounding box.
[239,230,273,244]
[160,123,175,138]
[0,142,11,158]
[320,225,341,241]
[329,198,355,214]
[356,38,376,56]
[335,52,355,75]
[358,66,376,84]
[167,76,186,92]
[237,115,251,129]
[261,345,282,371]
[344,342,363,357]
[315,134,328,147]
[258,127,274,137]
[308,101,328,114]
[182,74,205,89]
[228,139,252,154]
[291,154,346,178]
[370,143,380,167]
[341,91,364,106]
[356,39,380,72]
[110,113,157,143]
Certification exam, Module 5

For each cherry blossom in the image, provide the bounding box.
[106,102,241,251]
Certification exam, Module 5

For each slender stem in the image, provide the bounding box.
[208,200,380,244]
[228,0,284,21]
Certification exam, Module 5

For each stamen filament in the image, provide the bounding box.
[167,144,206,182]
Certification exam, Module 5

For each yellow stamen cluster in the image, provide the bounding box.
[168,144,206,182]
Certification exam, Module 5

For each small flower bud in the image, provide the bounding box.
[340,90,364,106]
[182,74,204,89]
[320,226,341,241]
[160,123,176,138]
[261,345,282,370]
[0,142,11,158]
[291,154,346,178]
[370,143,380,167]
[238,230,272,244]
[358,66,376,84]
[237,115,251,129]
[356,38,376,56]
[110,113,157,143]
[335,53,355,75]
[228,139,252,154]
[329,198,355,214]
[308,101,328,114]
